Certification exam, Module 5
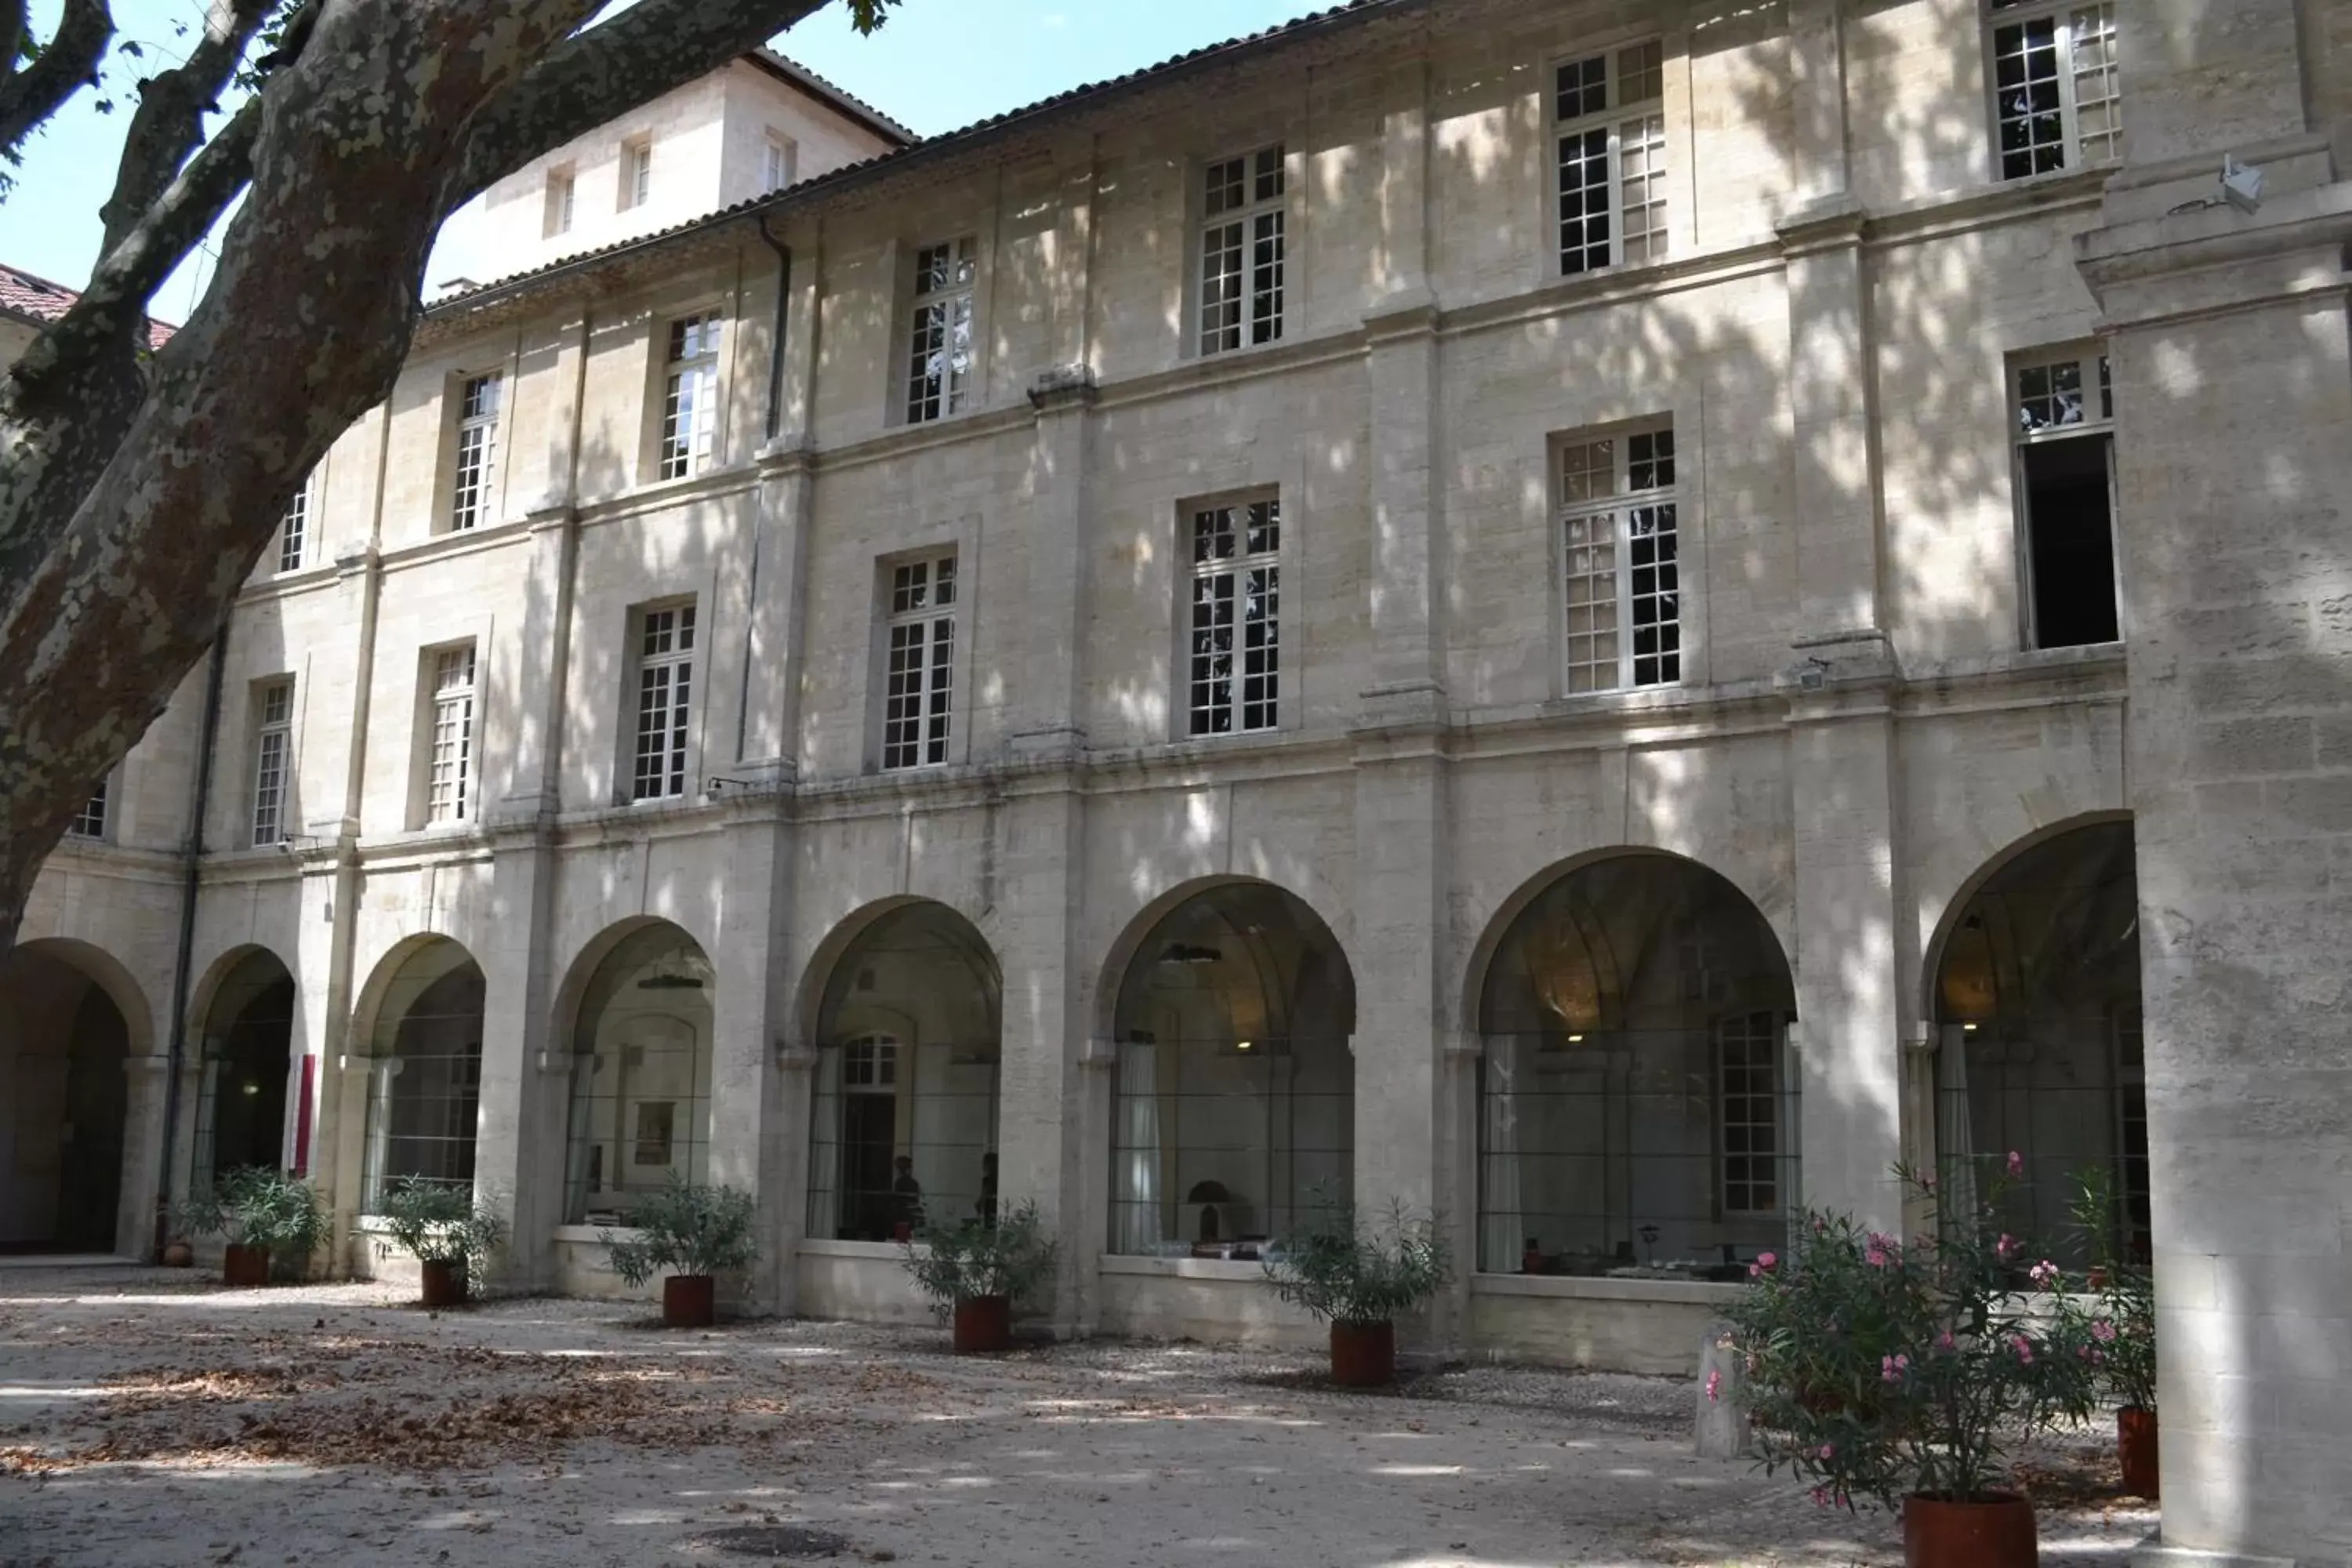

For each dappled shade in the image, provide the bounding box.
[360,940,484,1210]
[563,924,715,1224]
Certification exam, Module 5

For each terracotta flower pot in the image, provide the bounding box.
[952,1294,1012,1354]
[419,1258,468,1308]
[663,1274,717,1328]
[221,1243,270,1288]
[2118,1406,2159,1498]
[1329,1320,1396,1388]
[1902,1491,2037,1568]
[161,1240,194,1269]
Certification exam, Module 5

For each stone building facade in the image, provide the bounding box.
[8,2,2352,1562]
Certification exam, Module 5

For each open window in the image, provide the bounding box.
[2012,348,2119,649]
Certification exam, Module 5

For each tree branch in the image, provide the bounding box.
[449,0,844,208]
[97,0,274,251]
[0,0,111,160]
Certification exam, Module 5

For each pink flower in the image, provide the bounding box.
[1707,1370,1722,1403]
[1865,1247,1889,1269]
[1756,1250,1777,1270]
[2091,1319,2118,1344]
[1810,1486,1832,1508]
[1818,1443,1835,1460]
[1936,1330,1957,1352]
[1996,1233,2020,1261]
[2007,1150,2025,1177]
[2029,1260,2060,1289]
[1880,1352,1910,1383]
[2011,1334,2035,1365]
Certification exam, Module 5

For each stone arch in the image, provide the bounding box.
[351,935,485,1210]
[550,918,717,1225]
[0,938,153,1252]
[189,946,297,1187]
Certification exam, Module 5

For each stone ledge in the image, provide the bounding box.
[1469,1272,1744,1306]
[1098,1255,1268,1283]
[2132,1542,2299,1568]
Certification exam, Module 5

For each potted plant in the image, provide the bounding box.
[899,1200,1056,1353]
[596,1180,761,1327]
[2050,1168,2159,1497]
[173,1167,325,1287]
[377,1177,506,1308]
[1724,1156,2084,1568]
[1262,1197,1450,1388]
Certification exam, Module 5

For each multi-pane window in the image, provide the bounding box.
[1198,146,1285,355]
[843,1035,899,1089]
[450,372,501,532]
[1990,0,2121,180]
[659,314,722,481]
[621,139,652,210]
[1555,42,1668,276]
[1718,1012,1782,1216]
[425,645,477,825]
[1186,498,1280,736]
[545,168,575,237]
[252,679,294,846]
[905,239,976,424]
[631,604,695,801]
[762,133,797,194]
[2013,348,2119,648]
[68,775,107,840]
[1559,423,1680,693]
[880,554,956,771]
[278,475,308,573]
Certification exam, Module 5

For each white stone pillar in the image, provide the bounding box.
[709,809,793,1312]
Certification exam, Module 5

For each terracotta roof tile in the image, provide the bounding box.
[0,260,177,352]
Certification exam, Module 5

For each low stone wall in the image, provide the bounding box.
[1092,1257,1322,1348]
[793,1240,933,1325]
[1464,1274,1740,1375]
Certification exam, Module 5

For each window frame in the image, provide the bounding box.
[422,643,480,828]
[448,370,503,533]
[544,165,576,237]
[1985,0,2121,183]
[1552,419,1683,696]
[1715,1010,1786,1219]
[1548,38,1669,278]
[655,311,724,481]
[278,473,310,574]
[2009,343,2122,651]
[1181,490,1283,739]
[67,771,111,842]
[1194,143,1288,358]
[250,677,296,848]
[627,601,697,804]
[902,238,978,426]
[877,550,958,772]
[620,137,652,212]
[761,132,798,194]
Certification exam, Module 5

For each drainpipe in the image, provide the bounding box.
[153,629,228,1258]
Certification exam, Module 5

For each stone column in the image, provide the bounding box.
[1011,369,1095,756]
[1783,647,1905,1236]
[709,805,793,1312]
[471,833,563,1291]
[2078,161,2352,1568]
[1348,737,1448,1221]
[1779,205,1879,638]
[739,442,815,782]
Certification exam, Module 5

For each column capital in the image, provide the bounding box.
[1026,364,1098,413]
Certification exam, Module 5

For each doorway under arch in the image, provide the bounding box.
[1931,818,2145,1267]
[1104,880,1356,1258]
[0,941,143,1253]
[559,922,716,1225]
[1471,852,1796,1279]
[192,949,295,1191]
[357,938,485,1210]
[804,902,1002,1242]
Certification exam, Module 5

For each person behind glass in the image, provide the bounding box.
[975,1152,998,1227]
[890,1154,925,1238]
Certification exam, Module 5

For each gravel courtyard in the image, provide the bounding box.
[0,1264,2157,1568]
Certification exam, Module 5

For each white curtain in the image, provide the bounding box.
[1936,1024,1978,1228]
[1113,1041,1162,1254]
[1481,1036,1525,1272]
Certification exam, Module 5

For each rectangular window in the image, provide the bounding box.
[450,372,501,532]
[252,679,293,846]
[880,554,956,770]
[621,139,652,210]
[1990,0,2120,180]
[2013,348,2118,648]
[68,775,107,840]
[762,133,797,194]
[425,645,477,825]
[905,238,976,424]
[1718,1011,1782,1216]
[659,314,722,481]
[1186,497,1280,735]
[1555,41,1668,276]
[1559,423,1680,693]
[544,168,575,237]
[631,604,695,801]
[278,476,308,573]
[1198,146,1285,355]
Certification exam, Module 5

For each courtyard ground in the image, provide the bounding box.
[0,1262,2157,1568]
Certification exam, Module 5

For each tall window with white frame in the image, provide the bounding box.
[2013,348,2119,648]
[424,645,477,826]
[1186,497,1279,736]
[658,314,722,480]
[1198,146,1284,355]
[762,132,797,194]
[1555,41,1667,276]
[631,604,695,802]
[544,167,575,237]
[67,775,107,840]
[1718,1011,1783,1218]
[278,474,308,573]
[905,239,975,423]
[620,138,652,210]
[1988,0,2120,180]
[880,554,956,771]
[449,372,500,532]
[1559,423,1680,693]
[251,679,294,847]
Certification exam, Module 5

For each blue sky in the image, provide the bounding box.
[4,0,1334,325]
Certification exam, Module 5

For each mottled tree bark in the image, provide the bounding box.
[0,0,852,952]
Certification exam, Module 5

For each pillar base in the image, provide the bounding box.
[2132,1539,2298,1568]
